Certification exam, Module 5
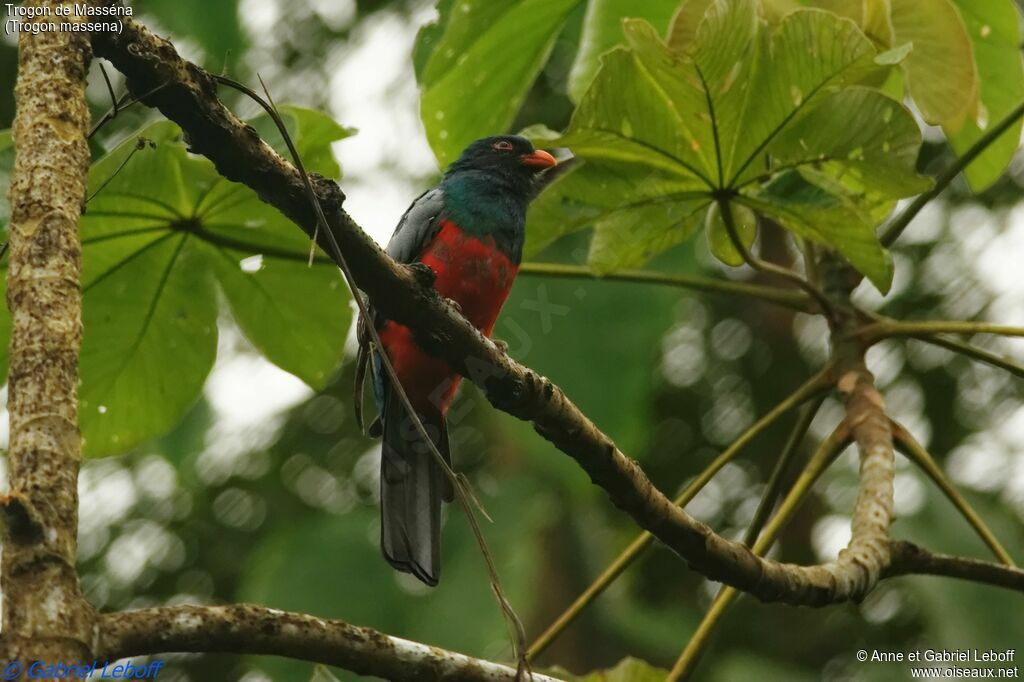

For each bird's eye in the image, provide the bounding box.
[492,140,514,152]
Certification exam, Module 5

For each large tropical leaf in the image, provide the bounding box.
[945,0,1024,192]
[63,110,352,456]
[530,2,928,291]
[416,0,581,165]
[568,0,681,103]
[888,0,977,126]
[798,0,1020,191]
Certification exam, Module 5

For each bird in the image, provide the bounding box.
[354,135,557,586]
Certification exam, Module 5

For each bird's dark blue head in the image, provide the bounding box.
[446,135,556,195]
[439,136,556,262]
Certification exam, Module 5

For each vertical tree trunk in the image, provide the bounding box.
[1,1,94,666]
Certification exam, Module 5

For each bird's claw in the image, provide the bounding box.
[407,262,436,287]
[493,338,509,354]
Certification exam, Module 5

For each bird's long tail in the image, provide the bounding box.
[379,386,454,586]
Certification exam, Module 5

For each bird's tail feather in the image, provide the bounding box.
[380,387,453,586]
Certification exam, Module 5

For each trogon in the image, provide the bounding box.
[355,135,557,586]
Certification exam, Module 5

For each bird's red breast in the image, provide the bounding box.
[378,219,518,414]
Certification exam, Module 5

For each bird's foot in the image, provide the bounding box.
[493,338,509,354]
[407,262,436,287]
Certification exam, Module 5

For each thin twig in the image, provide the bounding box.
[857,320,1024,342]
[891,421,1015,566]
[743,396,825,546]
[517,263,813,312]
[85,138,149,204]
[859,312,1024,379]
[907,334,1024,379]
[886,541,1024,592]
[881,99,1024,247]
[715,195,836,322]
[88,74,170,140]
[526,366,833,660]
[669,423,852,681]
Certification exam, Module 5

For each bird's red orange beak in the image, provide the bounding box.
[520,149,557,168]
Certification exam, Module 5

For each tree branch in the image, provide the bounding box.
[97,605,561,682]
[527,367,832,659]
[517,263,813,312]
[0,0,96,664]
[669,422,853,681]
[858,320,1024,342]
[891,421,1015,566]
[886,542,1024,592]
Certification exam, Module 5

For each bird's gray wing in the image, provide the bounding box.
[354,186,445,433]
[385,186,446,263]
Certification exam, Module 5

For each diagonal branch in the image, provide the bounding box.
[891,421,1015,566]
[97,605,562,682]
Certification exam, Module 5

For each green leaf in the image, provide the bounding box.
[587,196,708,273]
[79,234,218,457]
[198,201,350,388]
[706,202,756,267]
[525,159,709,267]
[139,0,245,73]
[568,0,680,103]
[248,105,355,180]
[542,4,924,289]
[416,0,581,166]
[945,0,1024,191]
[309,666,341,682]
[741,171,894,290]
[765,86,931,198]
[888,0,978,125]
[73,115,351,456]
[875,41,913,65]
[722,7,881,187]
[666,0,716,53]
[561,657,670,681]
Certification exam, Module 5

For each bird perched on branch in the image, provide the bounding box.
[354,135,557,586]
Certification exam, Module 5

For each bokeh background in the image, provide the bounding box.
[1,1,1022,680]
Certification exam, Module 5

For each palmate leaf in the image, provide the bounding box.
[415,0,581,166]
[797,0,1022,191]
[530,1,928,291]
[568,0,682,103]
[26,110,353,457]
[887,0,977,126]
[416,0,689,164]
[945,0,1024,192]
